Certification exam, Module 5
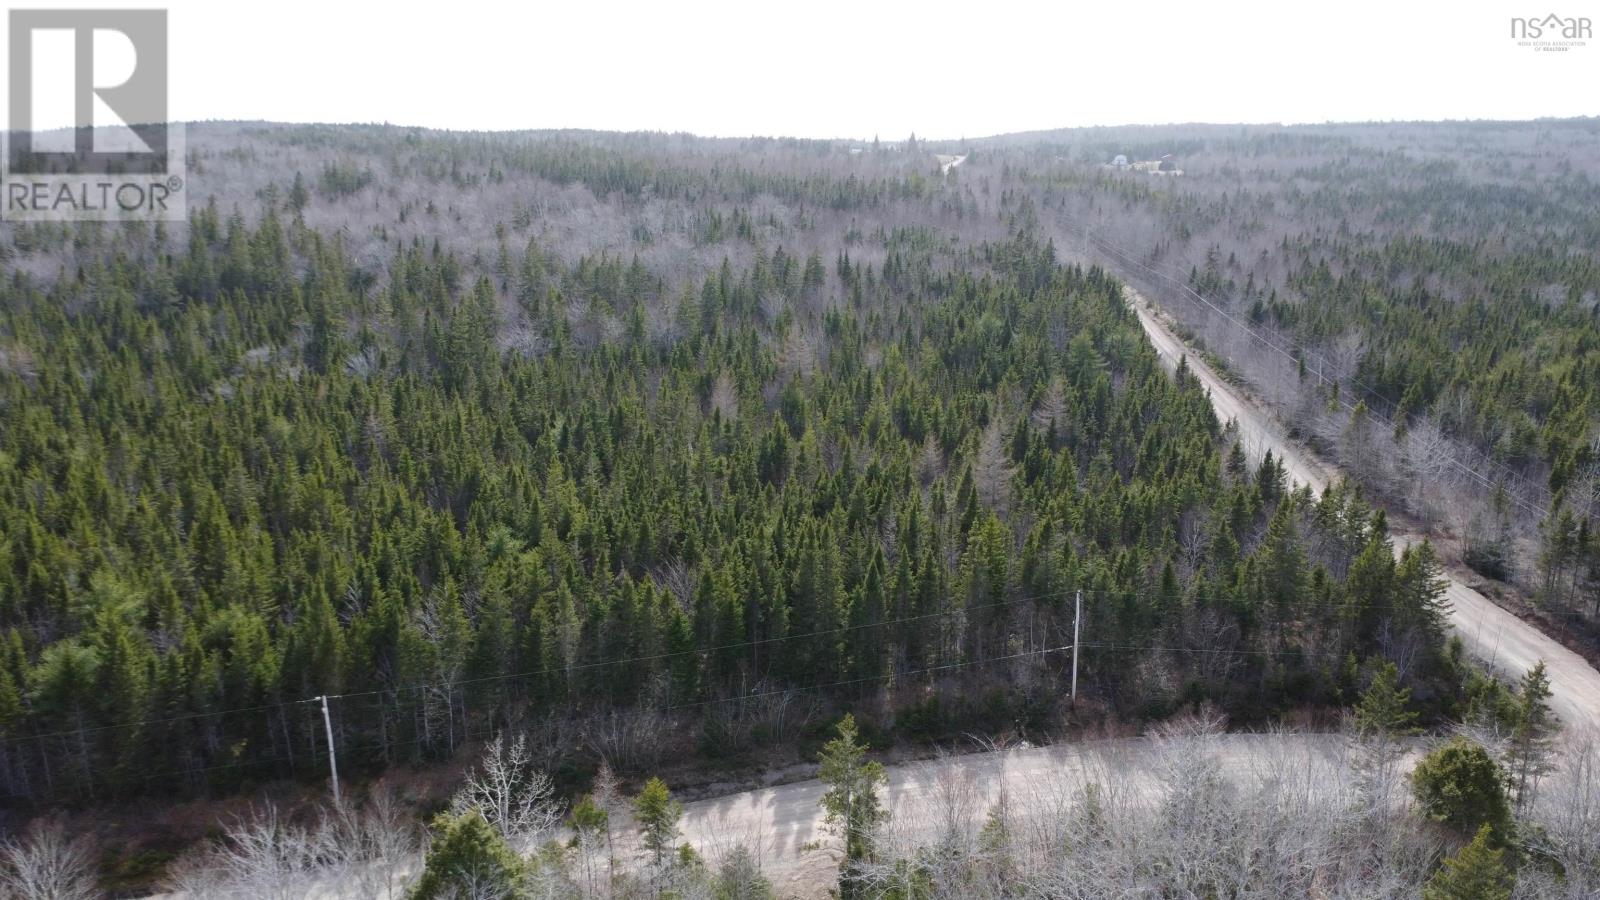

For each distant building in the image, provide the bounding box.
[1119,154,1184,177]
[1111,154,1129,168]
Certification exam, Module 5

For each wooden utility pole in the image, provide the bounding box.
[1071,590,1082,702]
[318,694,341,806]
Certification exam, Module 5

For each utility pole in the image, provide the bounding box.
[1070,590,1082,702]
[317,694,341,806]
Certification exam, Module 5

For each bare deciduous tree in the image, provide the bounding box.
[591,759,626,881]
[0,821,98,900]
[452,732,563,851]
[972,418,1013,515]
[325,786,421,899]
[164,804,324,900]
[583,708,671,772]
[1520,728,1600,897]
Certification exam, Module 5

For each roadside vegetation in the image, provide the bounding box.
[6,693,1591,898]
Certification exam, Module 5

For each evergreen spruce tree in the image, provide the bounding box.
[410,810,525,900]
[1422,824,1513,900]
[1411,738,1512,845]
[634,776,683,870]
[1352,660,1419,801]
[818,714,886,899]
[1507,660,1556,812]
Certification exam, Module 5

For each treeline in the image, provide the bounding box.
[0,211,1462,806]
[1028,121,1600,630]
[266,124,947,211]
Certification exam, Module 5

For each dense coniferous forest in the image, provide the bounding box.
[0,209,1464,802]
[0,138,1472,807]
[0,122,1594,897]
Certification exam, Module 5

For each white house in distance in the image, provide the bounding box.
[1105,153,1183,176]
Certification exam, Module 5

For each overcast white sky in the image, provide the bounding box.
[6,0,1598,139]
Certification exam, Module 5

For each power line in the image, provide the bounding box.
[320,584,1086,704]
[656,642,1079,714]
[0,585,1080,749]
[2,724,452,802]
[0,617,1445,803]
[7,607,1431,800]
[0,644,1087,803]
[1082,641,1338,660]
[0,571,1473,801]
[0,569,1458,755]
[0,697,300,746]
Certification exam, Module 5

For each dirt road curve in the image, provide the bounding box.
[1128,289,1600,733]
[151,735,1347,900]
[677,733,1349,898]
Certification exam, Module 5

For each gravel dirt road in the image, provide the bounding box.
[1129,288,1600,733]
[676,732,1357,898]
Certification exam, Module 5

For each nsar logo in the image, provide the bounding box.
[1510,13,1592,51]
